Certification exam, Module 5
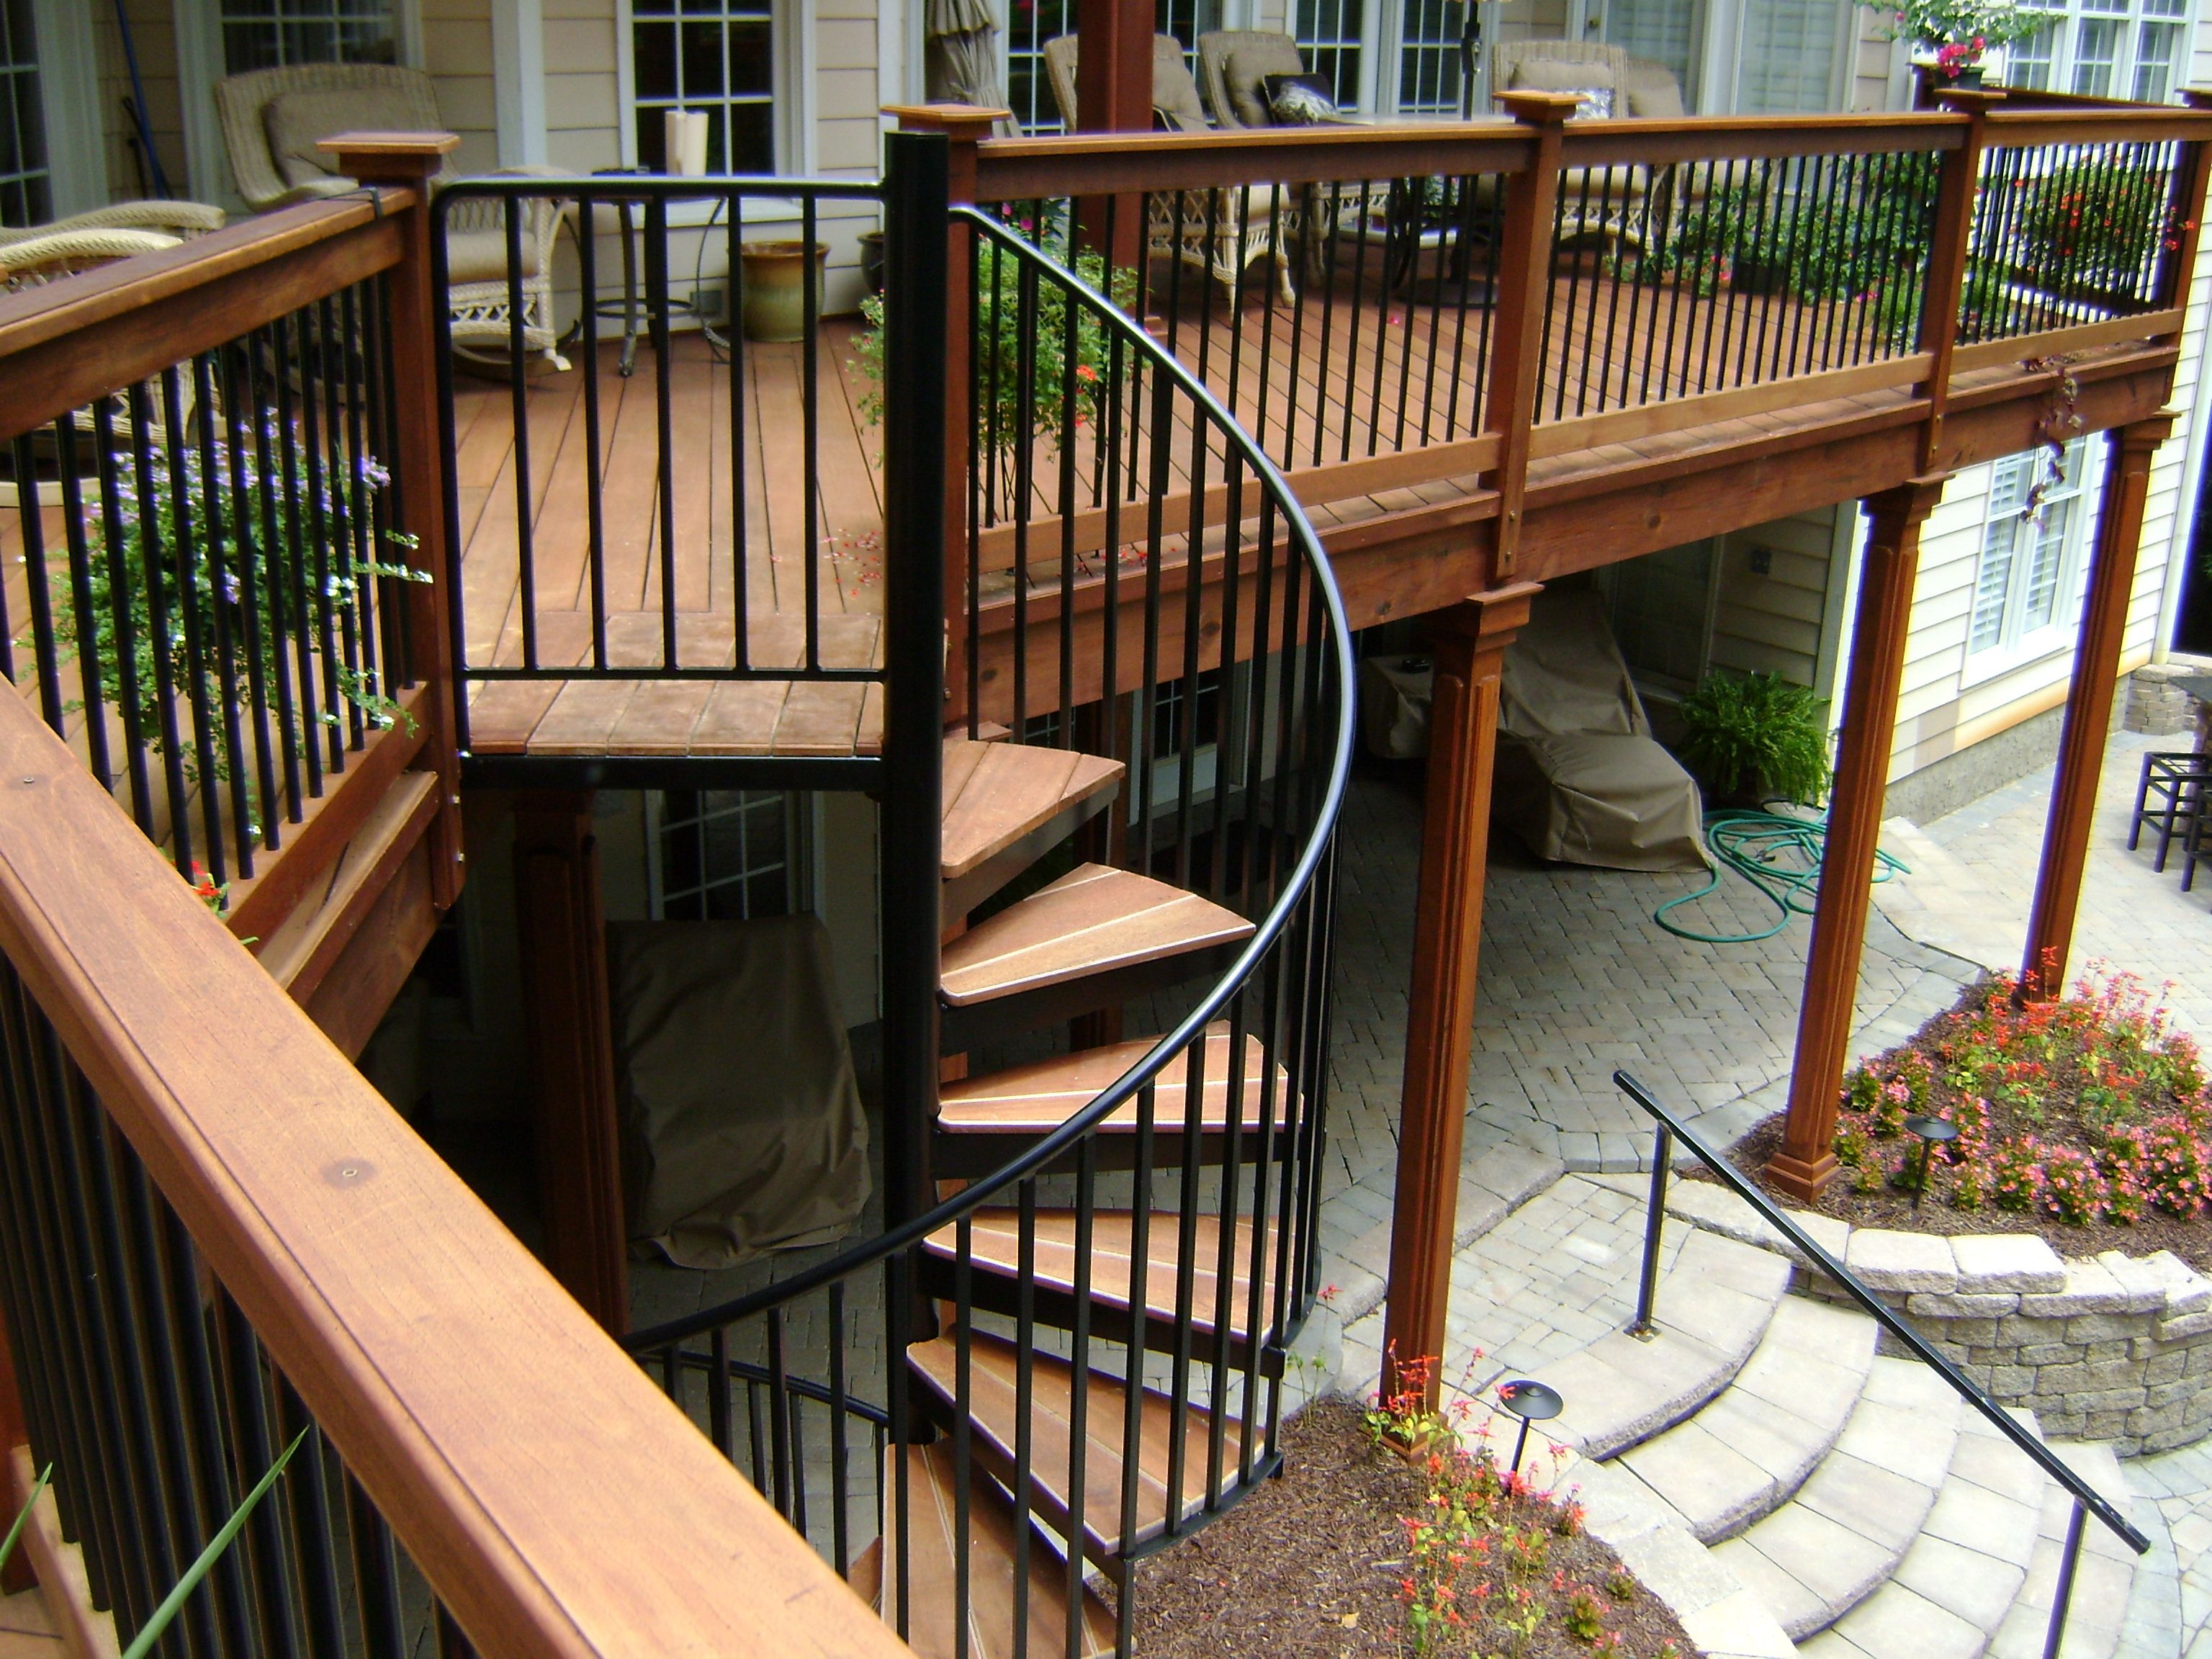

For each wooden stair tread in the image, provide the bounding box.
[874,1443,1114,1659]
[938,1023,1290,1136]
[922,1210,1277,1343]
[941,740,1123,882]
[907,1331,1247,1560]
[940,866,1253,1008]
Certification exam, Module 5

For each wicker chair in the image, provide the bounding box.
[1196,30,1317,129]
[213,63,572,368]
[1492,40,1650,247]
[0,227,181,289]
[1040,33,1294,302]
[0,200,224,252]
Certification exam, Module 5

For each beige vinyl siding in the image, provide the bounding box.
[1848,6,1902,110]
[544,0,624,173]
[421,0,500,175]
[1709,510,1839,685]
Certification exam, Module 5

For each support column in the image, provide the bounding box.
[1383,583,1539,1406]
[2020,414,2176,999]
[511,791,629,1334]
[1767,477,1946,1203]
[1075,0,1154,133]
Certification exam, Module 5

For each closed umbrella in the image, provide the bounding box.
[925,0,1018,132]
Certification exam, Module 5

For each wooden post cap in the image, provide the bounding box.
[884,104,1011,138]
[318,130,461,182]
[2182,87,2212,108]
[1493,89,1586,124]
[1933,88,2006,112]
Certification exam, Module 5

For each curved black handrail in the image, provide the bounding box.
[624,209,1358,1355]
[1613,1069,2149,1555]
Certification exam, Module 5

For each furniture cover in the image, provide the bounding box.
[607,915,871,1269]
[1493,588,1709,871]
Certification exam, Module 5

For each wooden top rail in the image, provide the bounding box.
[968,102,2212,202]
[0,188,410,446]
[0,684,909,1659]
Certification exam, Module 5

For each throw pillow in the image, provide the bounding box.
[1264,72,1340,125]
[1225,50,1279,126]
[1565,86,1616,120]
[1625,78,1686,119]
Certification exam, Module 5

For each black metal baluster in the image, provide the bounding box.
[89,402,157,834]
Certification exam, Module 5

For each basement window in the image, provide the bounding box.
[1966,438,2090,667]
[649,790,804,921]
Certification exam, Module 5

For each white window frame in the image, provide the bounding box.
[173,0,424,210]
[1992,0,2197,104]
[1961,438,2096,684]
[645,789,811,921]
[615,0,811,186]
[1295,0,1471,118]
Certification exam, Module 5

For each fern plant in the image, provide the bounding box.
[1674,670,1833,806]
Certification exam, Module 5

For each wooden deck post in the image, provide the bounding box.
[1766,478,1944,1202]
[1383,583,1540,1406]
[889,105,1006,729]
[2020,414,2175,1000]
[511,791,629,1334]
[1076,0,1154,133]
[323,132,468,912]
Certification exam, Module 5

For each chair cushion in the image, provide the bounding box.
[264,86,426,188]
[1226,50,1286,126]
[1151,34,1213,130]
[443,226,546,284]
[1509,56,1617,92]
[1622,62,1687,117]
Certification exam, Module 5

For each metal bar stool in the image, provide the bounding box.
[2183,783,2212,894]
[2128,750,2212,872]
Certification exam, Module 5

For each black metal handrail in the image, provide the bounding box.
[616,178,1356,1657]
[1613,1069,2148,1659]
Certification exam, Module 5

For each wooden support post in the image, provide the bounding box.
[1767,478,1944,1203]
[0,1318,30,1594]
[2020,414,2175,1000]
[1076,0,1154,133]
[1481,94,1576,583]
[888,104,1006,729]
[1383,583,1540,1406]
[323,132,468,912]
[1915,91,1997,472]
[511,791,628,1334]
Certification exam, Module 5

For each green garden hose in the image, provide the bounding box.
[1653,809,1911,945]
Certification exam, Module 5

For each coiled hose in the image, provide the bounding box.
[1653,809,1910,944]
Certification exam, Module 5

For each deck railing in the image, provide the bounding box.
[943,91,2212,583]
[0,171,459,937]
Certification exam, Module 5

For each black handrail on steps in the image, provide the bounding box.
[1612,1069,2149,1659]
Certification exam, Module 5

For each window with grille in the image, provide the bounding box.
[217,0,399,73]
[1295,0,1370,111]
[1395,0,1467,116]
[1005,0,1078,133]
[650,791,801,921]
[629,0,775,173]
[2003,0,2194,104]
[1968,438,2090,660]
[0,0,50,230]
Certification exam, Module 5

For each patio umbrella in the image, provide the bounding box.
[925,0,1018,133]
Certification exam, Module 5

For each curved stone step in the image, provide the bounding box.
[1531,1227,1794,1460]
[1617,1295,1880,1542]
[1990,1442,2142,1659]
[1712,1357,1963,1640]
[1795,1403,2048,1659]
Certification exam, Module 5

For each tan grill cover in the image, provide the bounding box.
[607,916,871,1269]
[1493,589,1709,873]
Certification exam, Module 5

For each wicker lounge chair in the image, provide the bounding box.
[214,63,572,368]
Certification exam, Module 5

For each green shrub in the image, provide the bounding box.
[1673,670,1832,806]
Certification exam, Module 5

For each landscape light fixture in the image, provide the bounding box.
[1903,1115,1959,1213]
[1496,1379,1563,1477]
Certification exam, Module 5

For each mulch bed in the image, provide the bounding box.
[1128,1397,1696,1659]
[1709,1112,2212,1271]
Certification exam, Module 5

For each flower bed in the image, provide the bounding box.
[1130,1379,1692,1659]
[1817,968,2212,1263]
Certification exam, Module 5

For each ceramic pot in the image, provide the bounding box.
[739,240,829,342]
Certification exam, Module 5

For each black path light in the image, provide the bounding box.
[1496,1380,1563,1478]
[1904,1114,1960,1213]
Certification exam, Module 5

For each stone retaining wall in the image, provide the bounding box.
[1665,1183,2212,1455]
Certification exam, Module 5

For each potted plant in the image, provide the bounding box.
[1885,0,2045,92]
[1673,670,1833,807]
[739,240,830,343]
